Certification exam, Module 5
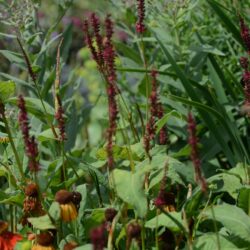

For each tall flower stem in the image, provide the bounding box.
[1,105,25,182]
[119,117,135,173]
[17,37,58,139]
[138,37,150,124]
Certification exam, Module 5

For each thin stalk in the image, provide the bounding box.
[141,220,146,250]
[211,205,221,250]
[119,110,135,172]
[17,37,58,139]
[1,112,25,181]
[155,209,160,250]
[138,35,150,125]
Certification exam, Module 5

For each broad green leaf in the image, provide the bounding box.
[0,191,24,205]
[112,169,147,217]
[237,187,250,216]
[38,128,60,141]
[7,97,55,120]
[202,204,250,243]
[184,189,204,218]
[207,173,242,199]
[49,201,61,221]
[28,214,56,230]
[190,44,225,56]
[14,240,32,250]
[155,110,183,133]
[194,233,240,250]
[145,212,183,232]
[74,245,92,250]
[0,80,16,101]
[229,163,250,184]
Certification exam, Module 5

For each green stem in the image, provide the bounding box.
[2,112,25,182]
[211,205,221,250]
[141,220,146,250]
[139,35,150,125]
[119,112,135,173]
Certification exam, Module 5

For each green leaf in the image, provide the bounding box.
[0,80,16,101]
[14,240,32,250]
[194,233,240,250]
[190,44,225,56]
[237,187,250,216]
[228,163,250,184]
[155,110,183,133]
[74,245,93,250]
[0,191,24,205]
[202,204,250,243]
[206,0,242,45]
[112,169,147,217]
[0,50,24,65]
[49,202,61,221]
[207,173,243,199]
[28,214,56,230]
[38,128,60,141]
[184,189,204,218]
[7,97,55,120]
[145,212,183,232]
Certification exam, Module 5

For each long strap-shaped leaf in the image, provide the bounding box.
[154,33,241,166]
[207,0,242,45]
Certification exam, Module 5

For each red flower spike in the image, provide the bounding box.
[55,96,66,141]
[90,223,107,250]
[18,95,40,172]
[90,13,104,66]
[187,112,207,193]
[240,56,249,70]
[240,17,250,53]
[144,70,168,157]
[136,0,146,33]
[84,14,119,169]
[83,20,100,66]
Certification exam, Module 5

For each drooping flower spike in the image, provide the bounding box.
[136,0,146,33]
[187,112,207,193]
[18,95,40,172]
[84,14,119,169]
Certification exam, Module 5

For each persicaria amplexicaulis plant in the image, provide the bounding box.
[239,17,250,114]
[240,16,250,54]
[21,183,44,226]
[84,13,119,169]
[18,95,40,172]
[187,112,207,193]
[154,163,176,212]
[90,223,107,250]
[144,70,168,158]
[126,222,141,250]
[136,0,146,33]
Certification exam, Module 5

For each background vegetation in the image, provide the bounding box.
[0,0,250,249]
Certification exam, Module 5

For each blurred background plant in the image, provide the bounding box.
[0,0,250,249]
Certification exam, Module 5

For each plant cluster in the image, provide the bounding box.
[0,0,250,250]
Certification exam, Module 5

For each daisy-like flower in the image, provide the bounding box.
[126,222,141,250]
[55,190,80,222]
[21,183,45,226]
[31,232,55,250]
[63,241,78,250]
[0,221,22,250]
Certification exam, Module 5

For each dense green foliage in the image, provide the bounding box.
[0,0,250,249]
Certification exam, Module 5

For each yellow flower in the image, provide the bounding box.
[32,245,55,250]
[55,190,79,222]
[31,232,55,250]
[0,137,9,144]
[60,202,78,222]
